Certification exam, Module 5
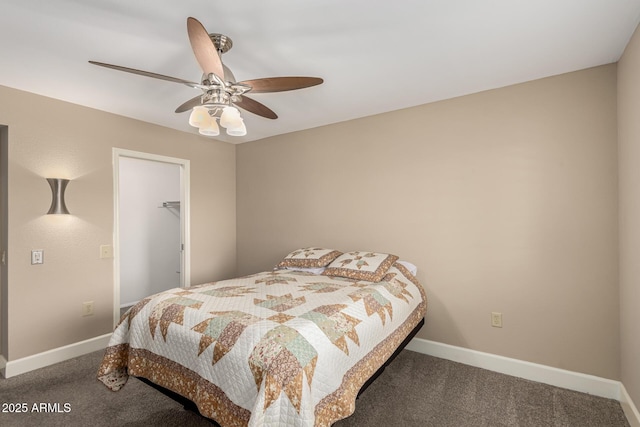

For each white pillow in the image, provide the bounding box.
[280,266,326,275]
[397,260,418,276]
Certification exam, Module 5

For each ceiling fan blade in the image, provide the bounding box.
[187,17,224,80]
[234,96,278,119]
[175,95,202,113]
[88,61,201,88]
[239,77,323,93]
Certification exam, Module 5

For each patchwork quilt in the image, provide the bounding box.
[98,263,427,426]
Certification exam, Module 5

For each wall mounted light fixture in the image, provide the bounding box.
[46,178,70,215]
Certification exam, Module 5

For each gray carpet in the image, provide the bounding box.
[0,349,629,427]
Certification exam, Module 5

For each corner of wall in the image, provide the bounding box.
[617,18,640,420]
[0,125,8,360]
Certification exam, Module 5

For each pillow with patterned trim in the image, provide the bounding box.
[276,247,343,269]
[322,251,399,282]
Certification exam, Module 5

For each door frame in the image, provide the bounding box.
[112,148,190,327]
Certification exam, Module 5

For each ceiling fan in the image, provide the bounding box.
[89,17,323,137]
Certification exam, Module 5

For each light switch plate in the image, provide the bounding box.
[31,250,44,265]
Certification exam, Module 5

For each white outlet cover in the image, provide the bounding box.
[100,245,113,259]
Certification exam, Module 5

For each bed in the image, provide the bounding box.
[98,248,427,426]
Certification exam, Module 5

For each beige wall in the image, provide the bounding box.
[237,65,620,379]
[618,23,640,408]
[0,51,628,387]
[0,85,236,360]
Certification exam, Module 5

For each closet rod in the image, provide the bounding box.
[160,201,180,208]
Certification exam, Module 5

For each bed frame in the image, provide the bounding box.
[138,318,425,425]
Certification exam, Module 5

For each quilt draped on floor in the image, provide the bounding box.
[98,263,427,427]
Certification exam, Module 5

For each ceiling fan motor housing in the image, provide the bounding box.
[202,90,231,113]
[209,33,233,54]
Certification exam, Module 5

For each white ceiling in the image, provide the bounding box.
[1,1,639,144]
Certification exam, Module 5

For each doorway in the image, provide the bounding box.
[112,148,190,325]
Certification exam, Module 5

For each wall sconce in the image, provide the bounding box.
[46,178,70,215]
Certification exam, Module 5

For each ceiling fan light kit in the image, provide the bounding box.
[191,105,247,137]
[226,118,247,137]
[89,17,323,139]
[188,106,209,127]
[198,116,220,137]
[220,106,241,128]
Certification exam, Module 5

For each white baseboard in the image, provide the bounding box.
[1,333,111,379]
[406,337,620,399]
[621,383,640,427]
[406,337,639,426]
[406,338,640,427]
[1,333,638,426]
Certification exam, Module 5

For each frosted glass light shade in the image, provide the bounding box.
[220,106,241,129]
[226,118,247,136]
[189,106,209,128]
[198,117,220,136]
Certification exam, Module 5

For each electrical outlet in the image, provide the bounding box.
[82,301,94,316]
[31,250,44,265]
[491,312,503,328]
